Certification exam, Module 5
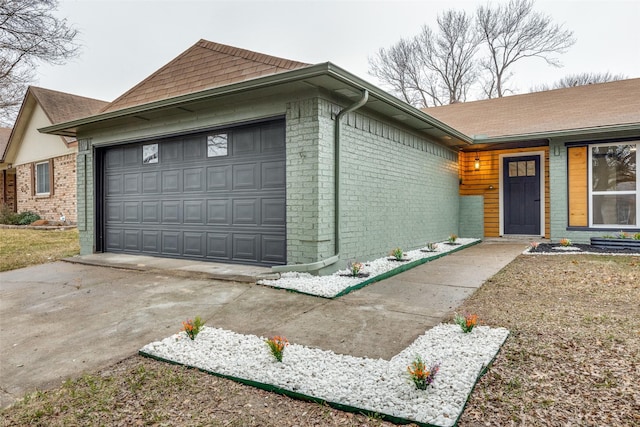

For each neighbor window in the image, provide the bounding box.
[35,161,50,195]
[590,142,638,227]
[207,134,228,157]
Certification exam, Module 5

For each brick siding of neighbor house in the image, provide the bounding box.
[16,153,77,222]
[286,96,460,274]
[0,171,17,211]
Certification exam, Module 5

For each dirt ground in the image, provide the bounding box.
[2,254,639,426]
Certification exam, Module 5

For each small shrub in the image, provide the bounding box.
[425,242,438,251]
[390,247,404,260]
[529,242,540,251]
[346,260,363,277]
[407,356,440,390]
[16,211,41,225]
[182,316,205,340]
[454,313,478,333]
[448,234,458,244]
[559,238,572,247]
[634,233,640,240]
[266,336,288,362]
[0,204,19,225]
[617,231,630,239]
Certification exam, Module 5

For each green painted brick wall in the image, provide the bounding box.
[459,195,484,239]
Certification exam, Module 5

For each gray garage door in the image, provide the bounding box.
[101,120,286,266]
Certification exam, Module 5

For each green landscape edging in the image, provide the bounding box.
[139,350,442,427]
[273,240,482,300]
[451,330,511,427]
[333,240,482,299]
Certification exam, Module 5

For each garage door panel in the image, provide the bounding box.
[233,234,258,261]
[184,232,205,257]
[207,199,231,224]
[184,200,205,224]
[161,231,180,254]
[142,231,160,252]
[162,170,181,192]
[233,163,258,190]
[123,202,140,223]
[142,201,160,222]
[261,161,285,189]
[262,198,286,225]
[161,201,181,223]
[106,175,122,195]
[106,202,122,223]
[142,172,160,193]
[184,167,205,192]
[124,230,139,250]
[262,235,286,263]
[233,128,259,155]
[207,166,232,191]
[163,140,181,162]
[123,173,141,194]
[233,199,259,225]
[102,120,286,266]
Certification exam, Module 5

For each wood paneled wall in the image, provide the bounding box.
[567,146,588,226]
[459,146,550,237]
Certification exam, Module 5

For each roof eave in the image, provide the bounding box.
[476,123,640,144]
[39,63,473,145]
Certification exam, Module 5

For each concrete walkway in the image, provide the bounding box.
[0,239,526,409]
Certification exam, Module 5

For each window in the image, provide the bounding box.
[143,143,159,164]
[35,161,50,195]
[207,134,228,157]
[590,142,638,227]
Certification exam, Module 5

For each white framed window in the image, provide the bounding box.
[35,161,50,195]
[589,142,638,227]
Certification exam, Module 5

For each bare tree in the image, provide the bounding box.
[0,0,79,125]
[369,10,480,108]
[476,0,575,98]
[531,72,628,92]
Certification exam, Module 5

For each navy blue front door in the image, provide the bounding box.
[503,156,541,235]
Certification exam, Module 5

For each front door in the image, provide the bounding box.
[503,155,541,235]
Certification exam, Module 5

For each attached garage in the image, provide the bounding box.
[97,120,287,266]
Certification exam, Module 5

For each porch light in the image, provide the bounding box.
[474,152,480,170]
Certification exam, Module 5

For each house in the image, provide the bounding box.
[41,39,469,273]
[0,127,15,211]
[40,39,639,273]
[0,87,108,222]
[427,79,640,243]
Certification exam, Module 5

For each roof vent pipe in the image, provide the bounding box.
[272,89,369,274]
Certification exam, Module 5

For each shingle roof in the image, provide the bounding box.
[425,78,640,139]
[30,86,108,124]
[0,127,12,161]
[102,39,311,113]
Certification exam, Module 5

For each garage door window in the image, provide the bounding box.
[207,134,228,157]
[143,143,159,164]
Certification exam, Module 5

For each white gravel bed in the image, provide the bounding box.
[140,323,509,427]
[258,238,480,298]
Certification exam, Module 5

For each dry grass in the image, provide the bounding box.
[0,228,79,272]
[1,254,639,426]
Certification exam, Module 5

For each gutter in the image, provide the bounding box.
[272,90,369,274]
[471,123,640,145]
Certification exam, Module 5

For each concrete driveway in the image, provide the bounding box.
[0,240,526,408]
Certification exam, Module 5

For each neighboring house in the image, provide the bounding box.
[0,87,107,222]
[41,39,639,273]
[427,79,640,243]
[0,127,15,211]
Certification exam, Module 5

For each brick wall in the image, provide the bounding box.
[286,95,460,273]
[0,170,16,211]
[16,152,77,222]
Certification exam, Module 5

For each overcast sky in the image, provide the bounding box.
[36,0,640,103]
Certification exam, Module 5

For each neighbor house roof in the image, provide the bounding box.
[426,78,640,141]
[1,87,108,163]
[0,127,11,162]
[102,39,311,113]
